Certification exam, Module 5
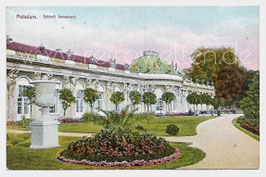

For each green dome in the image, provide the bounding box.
[129,51,175,74]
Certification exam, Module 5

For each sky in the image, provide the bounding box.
[6,7,259,70]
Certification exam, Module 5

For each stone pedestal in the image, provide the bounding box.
[29,80,61,149]
[30,120,60,149]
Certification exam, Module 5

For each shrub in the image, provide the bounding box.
[21,116,32,128]
[84,88,99,113]
[80,113,103,123]
[59,89,76,116]
[165,124,179,136]
[110,92,125,112]
[97,105,153,130]
[59,127,176,163]
[6,118,32,128]
[80,112,94,123]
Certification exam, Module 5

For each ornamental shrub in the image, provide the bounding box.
[21,115,32,128]
[110,92,125,112]
[165,124,179,136]
[80,112,103,123]
[84,88,99,113]
[59,89,76,116]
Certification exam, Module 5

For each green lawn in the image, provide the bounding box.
[7,116,217,137]
[7,133,205,170]
[233,118,259,141]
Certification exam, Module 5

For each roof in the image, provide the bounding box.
[7,41,124,70]
[129,53,175,75]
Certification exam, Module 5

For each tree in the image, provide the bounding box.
[142,92,156,112]
[110,92,125,112]
[187,47,240,83]
[201,93,212,111]
[84,88,99,113]
[186,47,248,101]
[59,88,76,116]
[129,91,141,109]
[239,73,259,120]
[23,86,36,119]
[187,92,197,111]
[213,65,248,101]
[162,92,175,112]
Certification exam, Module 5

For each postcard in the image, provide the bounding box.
[6,6,259,170]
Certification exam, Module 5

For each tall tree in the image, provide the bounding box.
[59,88,76,116]
[239,73,259,119]
[83,88,99,113]
[213,65,248,101]
[142,92,156,112]
[187,47,240,83]
[162,92,175,112]
[187,47,247,101]
[23,86,36,119]
[110,92,125,112]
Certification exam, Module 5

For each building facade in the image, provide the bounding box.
[6,39,215,121]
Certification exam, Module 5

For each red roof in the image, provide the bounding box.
[7,41,125,70]
[115,64,126,71]
[7,42,42,55]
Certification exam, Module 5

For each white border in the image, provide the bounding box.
[0,1,265,177]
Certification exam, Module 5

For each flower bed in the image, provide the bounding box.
[57,128,180,167]
[236,117,259,135]
[57,149,180,167]
[58,118,80,123]
[156,113,189,117]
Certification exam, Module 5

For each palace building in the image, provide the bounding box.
[6,37,215,121]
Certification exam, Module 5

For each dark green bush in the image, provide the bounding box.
[165,124,179,136]
[21,116,32,128]
[81,112,103,123]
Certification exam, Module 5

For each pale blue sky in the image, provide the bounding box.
[8,6,259,32]
[7,7,259,69]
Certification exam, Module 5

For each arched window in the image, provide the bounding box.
[76,90,84,113]
[16,78,31,119]
[156,98,163,111]
[97,84,105,110]
[172,97,177,112]
[154,89,163,113]
[75,83,85,114]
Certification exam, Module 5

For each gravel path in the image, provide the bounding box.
[164,114,259,169]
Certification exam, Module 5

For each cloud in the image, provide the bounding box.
[7,8,259,70]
